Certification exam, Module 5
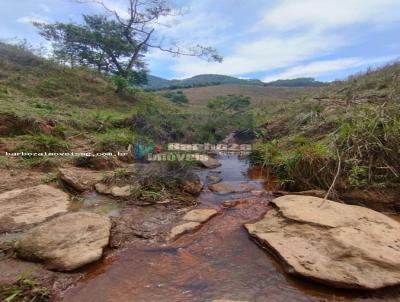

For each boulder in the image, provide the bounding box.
[182,172,204,195]
[59,167,110,192]
[245,195,400,289]
[0,185,70,233]
[200,157,221,169]
[209,181,257,194]
[15,212,111,271]
[207,174,222,185]
[94,183,112,195]
[168,222,200,240]
[182,209,218,223]
[111,185,131,197]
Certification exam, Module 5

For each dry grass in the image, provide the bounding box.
[158,84,319,110]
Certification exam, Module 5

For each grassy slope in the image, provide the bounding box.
[252,62,400,205]
[0,43,138,119]
[158,84,318,111]
[0,43,156,169]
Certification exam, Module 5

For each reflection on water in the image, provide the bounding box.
[69,191,121,217]
[63,155,400,302]
[247,165,280,191]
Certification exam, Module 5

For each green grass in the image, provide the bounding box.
[252,62,400,192]
[94,128,133,152]
[0,275,49,302]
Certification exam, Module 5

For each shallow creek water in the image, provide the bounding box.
[63,155,400,302]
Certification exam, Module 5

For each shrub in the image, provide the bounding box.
[162,91,189,105]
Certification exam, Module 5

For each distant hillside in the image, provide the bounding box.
[159,84,319,110]
[264,77,326,87]
[145,74,327,90]
[144,74,263,90]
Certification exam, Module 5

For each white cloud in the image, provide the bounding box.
[17,15,49,24]
[262,56,397,82]
[171,31,345,77]
[261,0,400,31]
[165,0,400,79]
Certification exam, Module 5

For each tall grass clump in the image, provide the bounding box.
[335,103,400,187]
[251,139,334,190]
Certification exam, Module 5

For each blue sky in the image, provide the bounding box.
[0,0,399,82]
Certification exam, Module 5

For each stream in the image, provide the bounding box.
[62,155,400,302]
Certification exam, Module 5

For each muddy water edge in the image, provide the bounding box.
[62,155,400,302]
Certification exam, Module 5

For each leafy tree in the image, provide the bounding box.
[34,0,222,93]
[162,91,188,105]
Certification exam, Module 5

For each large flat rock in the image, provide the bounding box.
[167,222,200,240]
[15,212,111,271]
[245,195,400,289]
[59,167,111,192]
[0,185,70,233]
[168,208,218,240]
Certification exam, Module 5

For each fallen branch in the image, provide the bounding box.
[319,148,341,207]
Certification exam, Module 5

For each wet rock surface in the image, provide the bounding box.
[167,208,218,240]
[209,181,257,194]
[168,221,201,240]
[16,212,111,271]
[207,174,222,185]
[200,157,221,169]
[110,204,181,247]
[0,185,70,232]
[182,172,204,195]
[182,209,218,223]
[245,195,400,289]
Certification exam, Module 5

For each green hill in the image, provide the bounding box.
[264,77,325,87]
[144,74,263,90]
[145,74,327,90]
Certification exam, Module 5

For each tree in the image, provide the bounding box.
[34,0,222,92]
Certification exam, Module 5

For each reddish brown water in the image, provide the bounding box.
[63,155,400,302]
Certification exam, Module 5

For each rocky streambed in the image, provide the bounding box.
[1,155,400,302]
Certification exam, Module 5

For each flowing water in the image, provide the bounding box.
[63,155,400,302]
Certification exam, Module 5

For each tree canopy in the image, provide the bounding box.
[34,0,222,89]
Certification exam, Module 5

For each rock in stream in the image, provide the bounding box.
[245,195,400,289]
[16,212,111,271]
[0,185,70,232]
